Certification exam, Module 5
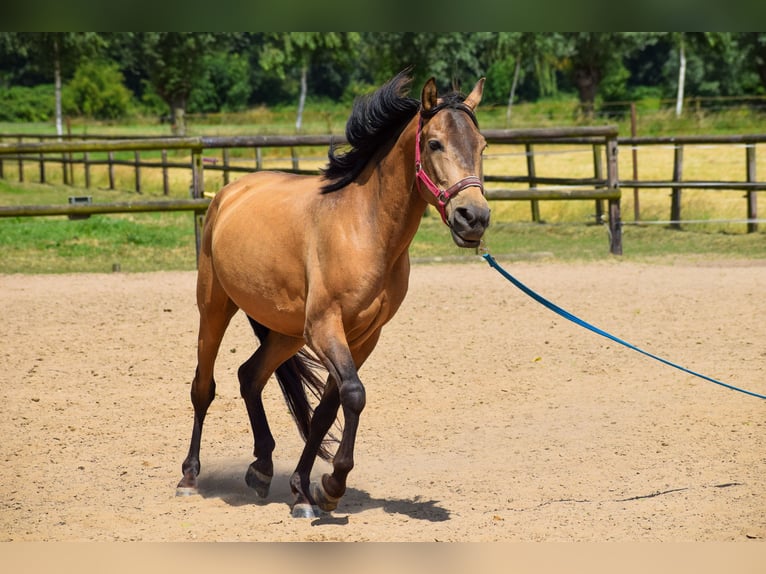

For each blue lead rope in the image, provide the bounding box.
[482,253,766,401]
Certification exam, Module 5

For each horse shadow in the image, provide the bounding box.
[195,466,450,525]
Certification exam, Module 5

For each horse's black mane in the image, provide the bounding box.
[320,70,420,193]
[321,71,479,193]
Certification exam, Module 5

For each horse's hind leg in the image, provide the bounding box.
[238,330,304,498]
[176,284,238,496]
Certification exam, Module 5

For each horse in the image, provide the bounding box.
[176,70,491,518]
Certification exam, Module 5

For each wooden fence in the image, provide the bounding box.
[3,129,765,258]
[0,127,624,256]
[618,134,765,233]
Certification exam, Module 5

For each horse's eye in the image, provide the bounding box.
[428,140,443,152]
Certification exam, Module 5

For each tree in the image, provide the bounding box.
[63,60,132,119]
[130,33,224,136]
[738,33,766,90]
[188,51,251,113]
[259,33,360,132]
[358,33,491,93]
[663,33,737,115]
[735,32,766,93]
[561,33,653,118]
[1,33,104,135]
[486,33,569,126]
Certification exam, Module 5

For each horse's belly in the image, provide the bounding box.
[211,188,310,338]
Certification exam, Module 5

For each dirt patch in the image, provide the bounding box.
[1,258,764,541]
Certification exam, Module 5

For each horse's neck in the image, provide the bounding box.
[369,119,428,259]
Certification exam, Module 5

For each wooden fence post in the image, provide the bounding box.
[592,143,604,223]
[62,146,69,185]
[134,151,142,194]
[191,147,205,262]
[607,135,622,255]
[255,147,262,170]
[525,143,540,222]
[746,144,758,233]
[222,148,230,186]
[17,136,24,183]
[670,144,684,230]
[38,136,46,183]
[161,149,169,195]
[630,102,640,221]
[108,151,115,190]
[84,151,91,189]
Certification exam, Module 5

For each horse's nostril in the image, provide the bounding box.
[455,206,490,229]
[455,207,474,225]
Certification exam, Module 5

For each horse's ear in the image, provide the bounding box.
[421,77,438,112]
[463,77,485,110]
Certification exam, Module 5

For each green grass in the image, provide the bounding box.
[2,95,766,273]
[1,188,764,274]
[3,92,764,138]
[0,211,197,273]
[413,214,766,263]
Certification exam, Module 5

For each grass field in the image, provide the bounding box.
[1,98,765,273]
[1,169,764,274]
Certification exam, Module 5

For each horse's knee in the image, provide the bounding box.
[340,379,365,415]
[190,369,216,411]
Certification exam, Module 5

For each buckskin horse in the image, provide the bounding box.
[176,70,491,517]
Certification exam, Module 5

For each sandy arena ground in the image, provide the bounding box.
[1,257,764,542]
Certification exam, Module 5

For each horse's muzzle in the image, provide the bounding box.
[448,202,491,248]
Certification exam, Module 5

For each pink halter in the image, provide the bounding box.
[414,114,484,224]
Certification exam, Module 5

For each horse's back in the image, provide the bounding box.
[213,171,321,229]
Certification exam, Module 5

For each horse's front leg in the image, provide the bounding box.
[290,364,365,517]
[289,378,343,517]
[290,320,380,517]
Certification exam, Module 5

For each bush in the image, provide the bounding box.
[483,56,518,106]
[63,60,133,120]
[0,84,55,121]
[188,52,251,113]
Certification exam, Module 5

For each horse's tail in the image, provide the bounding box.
[246,316,337,461]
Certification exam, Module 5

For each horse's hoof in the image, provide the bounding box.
[175,486,198,497]
[176,473,199,497]
[291,503,320,519]
[310,478,340,512]
[245,465,272,498]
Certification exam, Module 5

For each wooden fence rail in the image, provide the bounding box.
[618,133,766,233]
[0,127,623,256]
[3,128,765,257]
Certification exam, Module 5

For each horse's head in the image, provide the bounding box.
[415,77,490,248]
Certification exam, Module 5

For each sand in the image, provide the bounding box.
[1,257,764,542]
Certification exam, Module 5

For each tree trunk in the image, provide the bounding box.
[53,36,63,138]
[505,55,522,127]
[675,37,686,118]
[171,96,186,137]
[296,64,308,133]
[574,67,599,119]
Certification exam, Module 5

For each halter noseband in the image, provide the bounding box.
[414,104,484,225]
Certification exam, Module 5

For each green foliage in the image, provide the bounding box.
[136,80,167,117]
[0,84,54,121]
[188,51,251,113]
[3,32,766,130]
[63,60,132,119]
[483,57,517,106]
[599,60,631,102]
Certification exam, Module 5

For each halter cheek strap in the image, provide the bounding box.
[414,115,484,225]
